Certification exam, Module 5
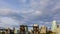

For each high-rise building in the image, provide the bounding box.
[56,28,60,34]
[29,30,33,34]
[25,25,28,34]
[14,29,17,34]
[55,24,60,34]
[0,31,2,34]
[40,25,47,34]
[20,25,25,34]
[13,27,17,34]
[5,28,10,34]
[51,20,57,32]
[33,24,39,34]
[20,25,28,34]
[0,29,7,34]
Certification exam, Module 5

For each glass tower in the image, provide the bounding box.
[52,20,57,32]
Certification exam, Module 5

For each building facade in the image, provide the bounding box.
[40,25,47,34]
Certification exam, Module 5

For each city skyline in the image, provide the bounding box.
[0,23,60,34]
[0,0,60,29]
[0,20,59,30]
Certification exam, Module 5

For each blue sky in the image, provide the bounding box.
[0,0,60,29]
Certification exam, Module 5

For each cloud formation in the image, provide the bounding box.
[0,0,60,29]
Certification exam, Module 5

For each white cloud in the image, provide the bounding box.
[0,0,60,28]
[31,10,42,16]
[0,0,13,9]
[29,0,51,10]
[40,0,50,6]
[0,17,21,28]
[0,8,20,15]
[0,9,11,15]
[20,0,27,3]
[52,1,60,11]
